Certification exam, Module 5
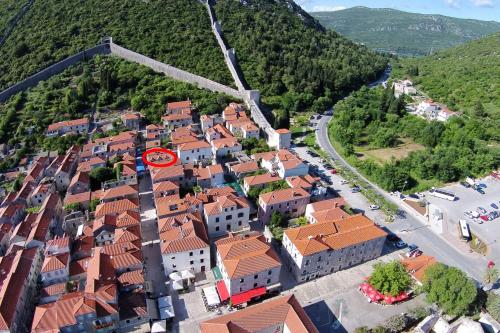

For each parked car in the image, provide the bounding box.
[330,169,337,174]
[324,165,333,170]
[477,207,487,215]
[369,205,380,210]
[408,244,418,252]
[351,187,361,193]
[409,250,423,258]
[490,211,499,220]
[416,192,425,198]
[477,183,487,189]
[464,211,474,219]
[340,179,349,185]
[477,188,485,195]
[460,181,471,188]
[395,240,407,248]
[491,203,498,210]
[480,215,489,222]
[409,193,419,199]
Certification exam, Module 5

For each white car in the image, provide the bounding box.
[340,180,349,185]
[416,192,425,198]
[369,205,380,210]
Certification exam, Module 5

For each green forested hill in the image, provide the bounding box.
[393,32,500,136]
[0,0,232,89]
[213,0,387,118]
[0,0,27,35]
[313,6,500,56]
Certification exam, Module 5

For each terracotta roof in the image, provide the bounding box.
[178,140,211,151]
[155,195,191,217]
[64,191,91,206]
[121,112,140,120]
[275,128,290,134]
[196,164,224,180]
[215,234,281,279]
[153,181,179,195]
[150,164,184,183]
[41,282,67,298]
[259,188,310,205]
[311,208,349,224]
[95,198,139,218]
[118,270,144,287]
[204,194,249,217]
[68,171,90,190]
[163,113,192,121]
[0,248,38,330]
[167,100,192,110]
[159,213,208,254]
[212,137,241,149]
[116,211,141,228]
[42,253,70,273]
[101,184,138,201]
[243,173,281,187]
[200,294,318,333]
[284,214,387,256]
[114,226,141,244]
[286,175,318,190]
[307,198,346,212]
[401,255,437,282]
[47,118,88,132]
[31,292,118,332]
[230,161,259,174]
[69,258,90,277]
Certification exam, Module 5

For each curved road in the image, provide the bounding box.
[315,115,488,282]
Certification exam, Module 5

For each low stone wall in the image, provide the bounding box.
[0,44,111,102]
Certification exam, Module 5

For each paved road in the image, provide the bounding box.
[313,116,488,282]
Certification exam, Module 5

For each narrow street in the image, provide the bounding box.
[138,171,168,298]
[314,115,487,282]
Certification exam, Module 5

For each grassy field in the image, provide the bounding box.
[357,138,425,165]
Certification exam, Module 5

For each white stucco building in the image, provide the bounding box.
[203,194,251,239]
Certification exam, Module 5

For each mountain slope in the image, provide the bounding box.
[213,0,387,114]
[0,0,27,35]
[393,32,500,139]
[0,0,232,90]
[312,6,500,56]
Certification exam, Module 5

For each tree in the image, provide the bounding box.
[89,166,115,190]
[89,199,100,212]
[64,203,80,212]
[473,101,486,118]
[369,261,411,296]
[484,267,499,285]
[487,293,500,322]
[423,263,477,316]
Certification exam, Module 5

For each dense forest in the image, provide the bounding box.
[0,0,26,35]
[329,86,499,192]
[213,0,388,116]
[0,0,232,90]
[0,57,236,171]
[313,7,500,57]
[393,32,500,138]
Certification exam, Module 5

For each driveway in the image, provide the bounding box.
[312,116,488,282]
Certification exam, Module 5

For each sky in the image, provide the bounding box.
[295,0,500,21]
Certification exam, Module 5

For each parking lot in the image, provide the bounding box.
[425,175,500,261]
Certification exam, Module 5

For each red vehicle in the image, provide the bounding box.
[330,169,337,174]
[480,215,489,222]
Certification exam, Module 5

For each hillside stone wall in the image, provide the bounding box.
[0,0,35,47]
[0,44,111,102]
[108,42,241,99]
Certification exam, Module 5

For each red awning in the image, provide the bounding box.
[230,287,266,306]
[216,280,230,301]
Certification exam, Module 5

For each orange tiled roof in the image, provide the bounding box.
[159,213,208,254]
[401,255,437,282]
[308,198,346,212]
[47,118,88,132]
[215,234,280,279]
[200,294,318,333]
[167,100,192,110]
[204,194,249,217]
[259,187,310,205]
[101,184,138,201]
[284,214,387,256]
[243,173,281,187]
[95,198,139,218]
[42,253,70,273]
[211,137,241,149]
[178,140,211,151]
[230,161,259,174]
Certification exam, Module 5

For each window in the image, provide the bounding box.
[173,264,177,268]
[201,259,204,263]
[238,221,242,226]
[200,250,204,255]
[268,270,272,275]
[226,215,232,220]
[215,217,219,223]
[254,283,258,288]
[267,279,271,284]
[226,224,231,231]
[189,252,193,256]
[318,256,321,262]
[254,274,258,279]
[240,278,244,283]
[215,226,219,231]
[190,261,194,265]
[238,212,244,218]
[305,260,310,266]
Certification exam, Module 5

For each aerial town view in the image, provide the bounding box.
[0,0,498,332]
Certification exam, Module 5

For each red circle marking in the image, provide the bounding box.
[142,148,178,168]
